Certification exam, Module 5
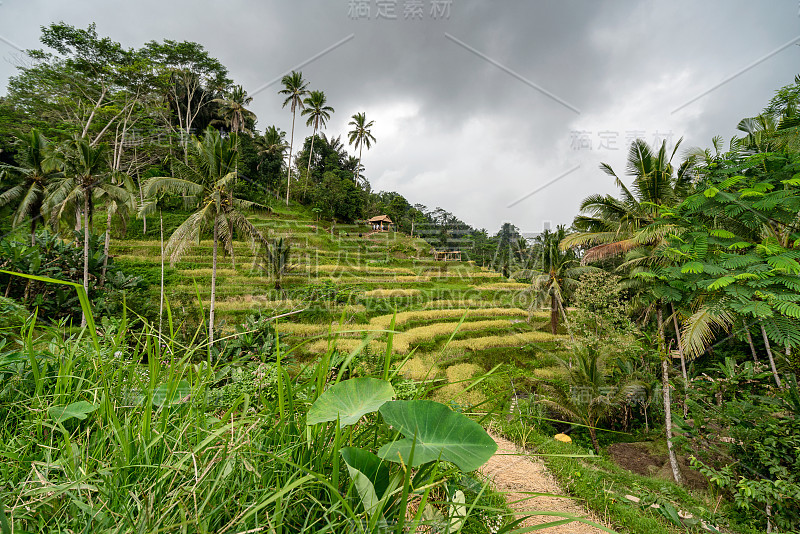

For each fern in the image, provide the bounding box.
[681,261,704,274]
[766,255,800,274]
[701,263,727,275]
[774,275,800,291]
[735,300,774,318]
[721,253,760,269]
[761,316,800,348]
[707,276,736,290]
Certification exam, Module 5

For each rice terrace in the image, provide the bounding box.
[1,3,799,533]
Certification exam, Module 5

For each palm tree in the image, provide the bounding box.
[139,190,171,339]
[97,172,137,284]
[300,90,334,196]
[347,112,376,184]
[255,126,288,163]
[142,128,269,347]
[544,344,642,453]
[736,115,784,154]
[258,237,292,291]
[524,226,596,335]
[254,126,288,197]
[0,129,62,244]
[278,71,308,205]
[561,138,695,262]
[212,85,256,135]
[47,137,128,327]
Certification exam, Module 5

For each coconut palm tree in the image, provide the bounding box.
[524,226,597,335]
[561,138,695,263]
[347,112,376,184]
[96,171,137,284]
[544,344,642,453]
[258,237,292,291]
[278,71,308,205]
[0,129,62,244]
[300,90,334,196]
[46,137,129,326]
[256,126,288,163]
[212,85,256,135]
[143,128,269,347]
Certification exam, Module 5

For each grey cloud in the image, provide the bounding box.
[0,0,798,233]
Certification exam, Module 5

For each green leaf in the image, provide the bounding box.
[736,301,773,318]
[727,241,752,250]
[709,229,735,239]
[707,276,736,291]
[152,380,191,407]
[377,400,497,471]
[774,301,800,319]
[766,255,800,274]
[681,261,704,274]
[48,401,98,423]
[307,377,395,427]
[703,186,719,198]
[340,447,392,517]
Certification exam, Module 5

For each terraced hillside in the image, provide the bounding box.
[112,203,565,403]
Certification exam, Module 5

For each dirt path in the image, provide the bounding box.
[481,433,609,533]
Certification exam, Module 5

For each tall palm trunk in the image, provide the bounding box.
[82,191,90,328]
[670,303,688,417]
[209,215,218,348]
[230,161,238,270]
[304,129,317,198]
[760,322,781,387]
[744,320,759,363]
[101,207,112,286]
[354,145,363,184]
[658,306,683,485]
[589,426,600,454]
[285,109,297,206]
[30,210,38,246]
[139,180,147,235]
[549,291,558,335]
[159,209,165,341]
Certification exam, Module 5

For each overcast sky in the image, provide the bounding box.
[1,1,798,235]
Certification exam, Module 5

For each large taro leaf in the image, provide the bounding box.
[307,378,395,427]
[377,400,497,471]
[48,401,98,424]
[340,447,392,517]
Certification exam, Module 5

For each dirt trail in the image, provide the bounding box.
[481,433,608,533]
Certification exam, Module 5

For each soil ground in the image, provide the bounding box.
[482,433,609,533]
[608,442,708,491]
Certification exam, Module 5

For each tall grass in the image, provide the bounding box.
[0,272,617,533]
[2,310,497,531]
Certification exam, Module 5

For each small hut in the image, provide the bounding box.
[433,250,462,262]
[368,215,393,231]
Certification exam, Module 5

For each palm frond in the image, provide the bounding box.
[681,304,734,357]
[583,238,640,263]
[143,176,203,199]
